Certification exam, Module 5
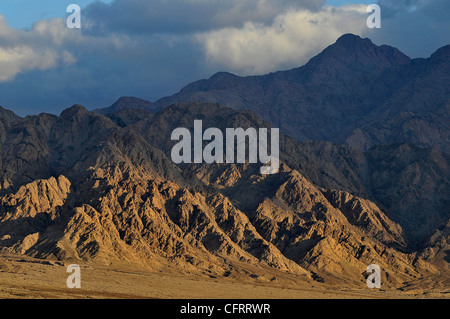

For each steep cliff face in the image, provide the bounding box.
[0,176,71,253]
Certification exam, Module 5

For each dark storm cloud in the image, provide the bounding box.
[83,0,326,35]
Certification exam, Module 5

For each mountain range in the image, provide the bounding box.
[0,34,448,290]
[100,34,449,153]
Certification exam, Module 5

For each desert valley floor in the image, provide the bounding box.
[0,255,448,299]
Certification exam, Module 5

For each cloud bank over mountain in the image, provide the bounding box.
[195,5,368,74]
[0,0,448,114]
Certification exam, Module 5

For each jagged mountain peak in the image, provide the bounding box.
[0,106,21,122]
[309,33,411,68]
[59,104,91,118]
[334,33,372,47]
[430,44,450,62]
[94,96,155,115]
[57,104,115,127]
[111,96,153,110]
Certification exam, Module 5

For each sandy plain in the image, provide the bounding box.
[0,255,448,299]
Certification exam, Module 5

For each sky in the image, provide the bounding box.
[0,0,448,116]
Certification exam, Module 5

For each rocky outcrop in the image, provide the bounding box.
[0,176,71,249]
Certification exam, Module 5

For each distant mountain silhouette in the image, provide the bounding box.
[97,34,449,153]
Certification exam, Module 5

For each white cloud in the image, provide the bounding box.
[0,46,59,82]
[196,5,369,74]
[0,16,77,82]
[0,14,135,83]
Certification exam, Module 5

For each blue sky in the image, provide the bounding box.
[0,0,113,29]
[0,0,448,116]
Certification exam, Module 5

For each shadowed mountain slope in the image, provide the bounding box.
[94,34,449,153]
